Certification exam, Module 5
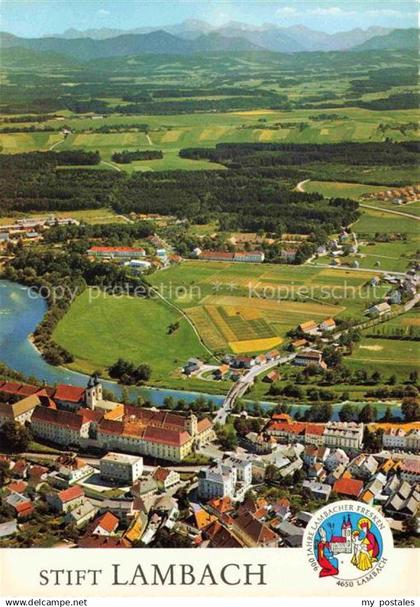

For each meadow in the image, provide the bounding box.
[149,261,386,354]
[0,208,125,225]
[53,288,211,384]
[301,181,385,199]
[302,181,419,274]
[1,106,419,172]
[345,337,419,379]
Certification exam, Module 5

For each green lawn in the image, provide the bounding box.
[2,105,419,173]
[53,289,210,384]
[150,260,386,353]
[345,337,419,379]
[354,207,419,235]
[302,180,384,199]
[0,208,125,226]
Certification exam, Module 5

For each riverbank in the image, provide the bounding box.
[0,279,406,419]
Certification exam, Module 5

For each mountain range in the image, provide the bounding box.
[0,22,417,61]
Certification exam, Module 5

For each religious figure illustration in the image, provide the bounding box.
[316,526,339,578]
[358,517,380,562]
[314,514,383,579]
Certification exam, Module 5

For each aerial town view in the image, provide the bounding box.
[0,0,418,553]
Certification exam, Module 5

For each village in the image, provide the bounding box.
[0,375,418,549]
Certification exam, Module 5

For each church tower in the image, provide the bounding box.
[85,375,102,410]
[345,515,352,542]
[185,411,198,437]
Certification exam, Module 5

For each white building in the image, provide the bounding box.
[383,428,420,452]
[198,463,237,500]
[31,407,90,447]
[324,448,350,471]
[100,452,143,484]
[64,498,98,528]
[366,302,391,317]
[323,422,364,450]
[0,394,42,427]
[348,454,378,480]
[400,458,420,483]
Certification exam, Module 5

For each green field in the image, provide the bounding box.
[0,208,125,225]
[345,337,419,379]
[354,207,419,235]
[149,261,388,353]
[1,106,419,172]
[53,289,211,384]
[302,180,384,199]
[302,180,419,274]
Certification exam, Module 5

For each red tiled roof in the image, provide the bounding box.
[142,425,191,447]
[197,417,212,433]
[89,246,145,254]
[15,501,33,516]
[199,250,235,260]
[271,413,292,422]
[57,485,84,503]
[234,512,278,546]
[78,536,130,548]
[306,424,325,436]
[7,480,27,493]
[267,421,306,435]
[78,409,104,423]
[94,512,119,534]
[153,467,171,482]
[299,321,317,331]
[29,465,49,479]
[32,406,85,430]
[54,384,85,403]
[98,419,124,435]
[12,460,27,476]
[208,496,233,513]
[0,381,40,397]
[206,521,243,548]
[333,478,364,497]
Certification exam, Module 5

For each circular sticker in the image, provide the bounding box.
[303,500,393,587]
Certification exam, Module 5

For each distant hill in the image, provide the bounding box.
[0,46,79,68]
[1,24,416,60]
[0,30,263,61]
[352,28,418,51]
[38,19,395,52]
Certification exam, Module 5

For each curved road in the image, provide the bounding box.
[148,285,219,363]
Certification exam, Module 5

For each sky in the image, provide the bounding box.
[1,0,418,37]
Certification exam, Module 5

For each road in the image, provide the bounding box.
[195,364,220,380]
[360,203,420,221]
[296,179,419,221]
[11,452,207,473]
[148,285,219,362]
[100,160,122,172]
[214,353,296,425]
[309,262,406,277]
[48,139,64,151]
[296,179,310,192]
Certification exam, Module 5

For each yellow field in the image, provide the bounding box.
[257,130,276,142]
[204,294,343,316]
[185,306,226,350]
[229,337,283,354]
[205,305,237,342]
[198,126,230,141]
[401,317,420,326]
[225,306,261,321]
[232,110,276,116]
[160,129,183,143]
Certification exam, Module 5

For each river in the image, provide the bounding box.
[0,280,402,419]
